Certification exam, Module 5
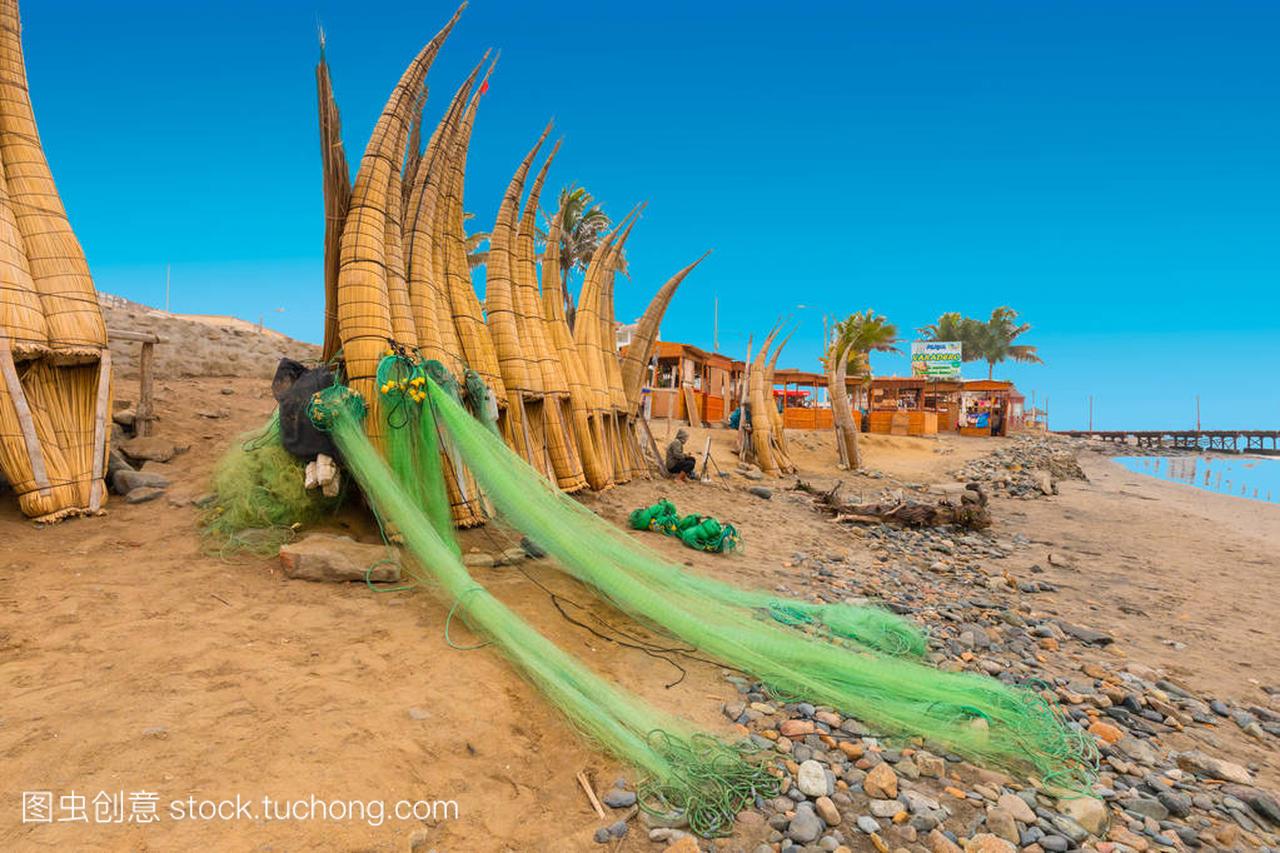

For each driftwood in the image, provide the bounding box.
[793,478,992,530]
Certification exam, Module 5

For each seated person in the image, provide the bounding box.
[665,428,696,481]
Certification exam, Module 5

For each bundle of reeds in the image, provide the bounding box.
[619,252,711,412]
[541,200,611,489]
[514,141,587,492]
[336,7,462,453]
[827,340,861,470]
[745,326,794,476]
[765,327,796,458]
[316,36,350,364]
[0,0,110,521]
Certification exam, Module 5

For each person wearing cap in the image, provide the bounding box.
[665,427,696,481]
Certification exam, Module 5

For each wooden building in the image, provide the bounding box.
[637,341,733,425]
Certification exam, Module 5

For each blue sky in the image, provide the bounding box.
[21,0,1279,430]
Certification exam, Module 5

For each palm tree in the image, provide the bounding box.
[917,312,984,363]
[551,186,613,328]
[975,306,1042,379]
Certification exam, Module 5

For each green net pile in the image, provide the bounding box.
[629,499,741,553]
[201,413,343,556]
[307,382,779,836]
[418,371,1097,790]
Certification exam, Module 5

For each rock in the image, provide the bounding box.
[462,552,495,568]
[915,752,946,778]
[1221,785,1280,825]
[119,436,181,463]
[863,761,898,799]
[788,810,824,843]
[1055,619,1113,645]
[1115,735,1159,766]
[927,829,961,853]
[498,547,527,566]
[279,534,402,583]
[963,834,1015,853]
[748,486,773,500]
[1105,825,1150,851]
[409,828,432,851]
[855,816,881,834]
[406,707,430,721]
[869,799,904,818]
[1174,749,1252,784]
[1088,721,1124,744]
[815,795,841,825]
[984,807,1018,843]
[780,719,816,738]
[112,468,170,495]
[593,827,611,843]
[125,486,165,504]
[603,789,637,809]
[1057,796,1109,836]
[662,837,700,853]
[797,759,831,797]
[606,820,627,839]
[996,793,1035,824]
[1032,471,1054,495]
[1123,796,1167,821]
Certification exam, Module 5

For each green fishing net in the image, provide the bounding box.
[306,382,778,836]
[630,499,740,553]
[201,412,343,556]
[419,372,1097,789]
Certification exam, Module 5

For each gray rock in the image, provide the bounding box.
[602,789,636,809]
[125,486,166,504]
[855,815,880,834]
[1174,750,1253,784]
[112,468,170,494]
[462,552,495,568]
[787,811,823,843]
[748,486,773,500]
[796,759,830,797]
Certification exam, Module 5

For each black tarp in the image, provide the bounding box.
[272,359,338,460]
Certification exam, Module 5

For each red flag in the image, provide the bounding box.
[479,80,489,96]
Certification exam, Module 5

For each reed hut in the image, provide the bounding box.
[0,0,111,521]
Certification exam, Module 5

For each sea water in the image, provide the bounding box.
[1113,455,1280,504]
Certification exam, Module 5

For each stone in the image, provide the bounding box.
[815,795,841,826]
[125,486,165,504]
[119,436,181,463]
[748,486,773,500]
[1105,825,1150,851]
[984,807,1018,843]
[915,752,946,778]
[111,468,169,495]
[663,837,700,853]
[463,552,495,568]
[962,834,1015,853]
[996,793,1035,824]
[279,534,402,583]
[603,789,637,809]
[856,816,881,834]
[1088,721,1124,744]
[1123,796,1167,821]
[1115,735,1158,766]
[1221,784,1280,825]
[788,811,824,843]
[780,719,816,738]
[1057,796,1109,836]
[869,799,904,818]
[797,759,831,797]
[1174,750,1252,784]
[863,761,898,799]
[927,829,961,853]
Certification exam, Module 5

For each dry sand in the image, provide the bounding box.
[2,322,1277,851]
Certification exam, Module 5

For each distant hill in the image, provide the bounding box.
[100,293,321,379]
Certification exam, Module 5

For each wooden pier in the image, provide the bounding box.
[1056,429,1280,454]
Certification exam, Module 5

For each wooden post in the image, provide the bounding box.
[88,350,112,511]
[0,336,51,497]
[137,340,156,437]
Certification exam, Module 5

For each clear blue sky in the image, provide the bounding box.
[21,0,1279,430]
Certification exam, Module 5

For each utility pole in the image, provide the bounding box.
[1088,395,1093,431]
[713,295,719,353]
[164,264,171,313]
[1195,395,1201,432]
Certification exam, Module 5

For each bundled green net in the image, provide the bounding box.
[201,413,343,556]
[421,373,1098,789]
[630,499,740,553]
[306,383,778,836]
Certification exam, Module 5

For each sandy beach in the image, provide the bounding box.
[2,316,1277,852]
